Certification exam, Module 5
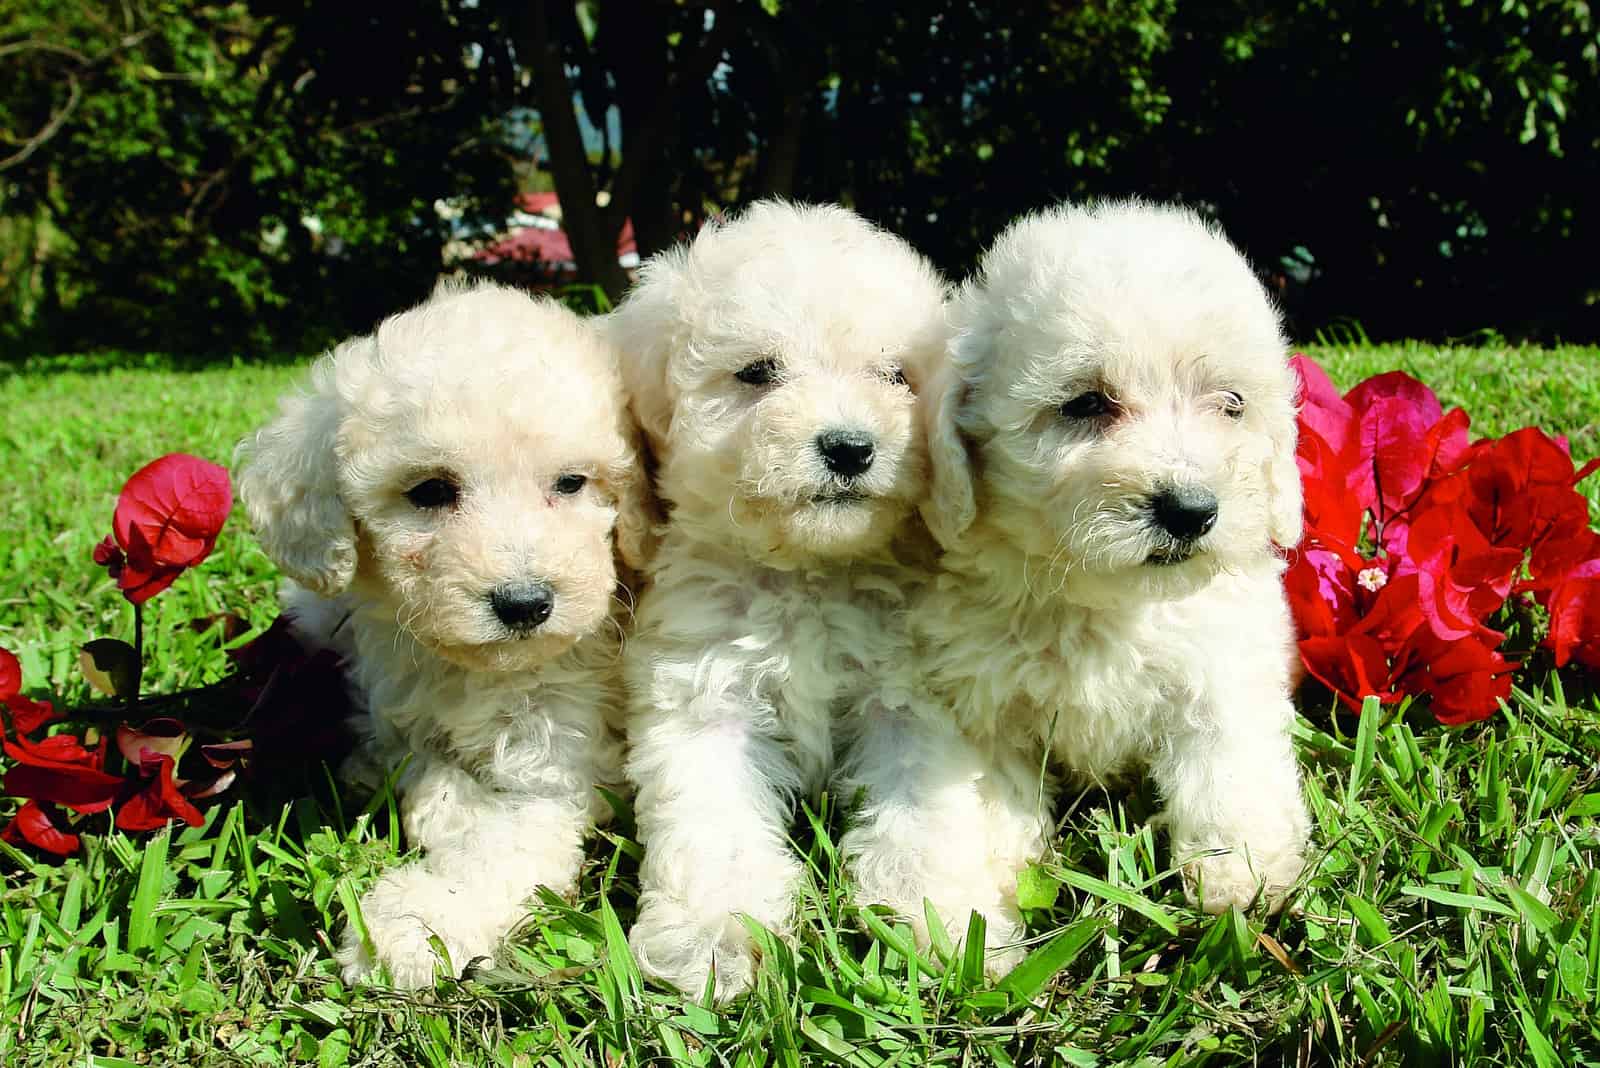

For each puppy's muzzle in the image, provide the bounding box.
[1146,485,1218,564]
[816,429,876,479]
[810,429,877,505]
[489,580,555,634]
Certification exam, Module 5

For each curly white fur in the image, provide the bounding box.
[882,202,1312,960]
[235,280,653,988]
[604,201,950,1001]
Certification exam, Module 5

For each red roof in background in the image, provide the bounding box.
[515,191,560,214]
[474,196,635,270]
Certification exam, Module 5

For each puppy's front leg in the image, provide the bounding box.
[1153,692,1309,914]
[339,722,600,988]
[627,705,802,1003]
[840,709,1048,976]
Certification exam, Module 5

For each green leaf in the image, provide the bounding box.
[317,1029,353,1068]
[79,637,141,699]
[1016,864,1062,910]
[960,910,988,990]
[1400,885,1516,916]
[1504,879,1561,939]
[1517,1005,1561,1068]
[1557,940,1590,1001]
[1055,866,1179,935]
[127,828,170,954]
[1347,694,1382,802]
[1345,893,1393,947]
[1002,917,1105,1001]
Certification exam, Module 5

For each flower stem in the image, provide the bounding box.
[131,600,143,718]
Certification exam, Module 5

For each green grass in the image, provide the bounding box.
[1,343,1598,1065]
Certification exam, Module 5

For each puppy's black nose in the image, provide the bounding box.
[816,429,876,478]
[489,581,554,632]
[1150,485,1219,541]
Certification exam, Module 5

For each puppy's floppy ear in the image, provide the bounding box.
[604,427,660,573]
[599,247,690,452]
[1263,364,1305,548]
[233,348,358,595]
[921,365,979,548]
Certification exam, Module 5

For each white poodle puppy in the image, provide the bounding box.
[235,281,653,989]
[603,200,949,1001]
[877,201,1311,949]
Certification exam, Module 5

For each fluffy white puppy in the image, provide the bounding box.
[887,201,1311,945]
[235,281,652,988]
[604,200,948,1001]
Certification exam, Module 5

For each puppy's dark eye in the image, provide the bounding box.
[1060,391,1114,419]
[554,473,588,495]
[882,366,909,388]
[405,476,459,510]
[1220,391,1246,419]
[735,358,778,386]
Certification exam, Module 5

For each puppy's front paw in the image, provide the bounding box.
[629,897,761,1003]
[1180,843,1305,915]
[336,865,495,989]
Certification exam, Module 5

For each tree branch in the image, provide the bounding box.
[0,29,157,172]
[0,74,81,172]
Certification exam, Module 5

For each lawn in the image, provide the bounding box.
[1,341,1598,1066]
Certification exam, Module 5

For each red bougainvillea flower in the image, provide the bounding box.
[0,646,57,735]
[1290,356,1365,546]
[116,752,204,832]
[2,731,124,814]
[1,799,81,856]
[94,454,233,605]
[1392,504,1522,641]
[1283,355,1598,726]
[1545,575,1600,670]
[1392,626,1517,726]
[1457,428,1600,552]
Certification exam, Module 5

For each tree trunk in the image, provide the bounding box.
[519,0,629,300]
[756,84,808,200]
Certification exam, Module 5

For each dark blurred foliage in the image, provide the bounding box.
[2,0,1595,357]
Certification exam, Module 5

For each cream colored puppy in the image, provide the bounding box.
[888,201,1310,947]
[235,281,652,988]
[605,200,948,1001]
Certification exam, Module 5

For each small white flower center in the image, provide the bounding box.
[1357,566,1388,592]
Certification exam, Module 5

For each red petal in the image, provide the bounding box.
[1350,572,1428,651]
[1345,371,1444,427]
[114,525,186,605]
[1284,545,1360,638]
[1291,355,1357,457]
[1298,633,1397,711]
[1359,396,1435,521]
[4,731,106,770]
[0,646,18,702]
[1464,429,1595,550]
[3,763,124,814]
[115,754,204,831]
[112,454,232,571]
[1398,505,1521,640]
[1399,629,1515,725]
[4,800,80,855]
[4,694,58,735]
[92,534,125,573]
[1296,431,1366,547]
[1545,576,1600,669]
[1424,408,1473,478]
